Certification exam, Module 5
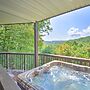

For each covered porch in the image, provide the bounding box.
[0,0,90,90]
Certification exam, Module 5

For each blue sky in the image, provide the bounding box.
[43,6,90,41]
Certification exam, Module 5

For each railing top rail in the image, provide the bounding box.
[39,53,90,61]
[0,52,34,55]
[0,52,90,61]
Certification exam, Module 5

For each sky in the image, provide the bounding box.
[43,6,90,41]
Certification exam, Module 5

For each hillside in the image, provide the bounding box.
[44,36,90,45]
[44,40,65,45]
[42,36,90,58]
[68,36,90,43]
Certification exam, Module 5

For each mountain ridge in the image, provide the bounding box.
[44,36,90,44]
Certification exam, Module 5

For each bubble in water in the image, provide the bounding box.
[29,66,90,90]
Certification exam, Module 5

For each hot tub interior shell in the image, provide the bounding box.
[16,60,90,90]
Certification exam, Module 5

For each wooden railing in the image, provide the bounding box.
[0,52,34,70]
[0,52,90,70]
[39,54,90,66]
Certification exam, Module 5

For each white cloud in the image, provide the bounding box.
[67,26,90,38]
[82,26,90,36]
[67,27,81,37]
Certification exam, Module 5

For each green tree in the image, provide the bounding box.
[87,48,90,58]
[0,20,52,52]
[41,45,53,54]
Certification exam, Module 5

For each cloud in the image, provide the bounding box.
[67,27,81,37]
[67,26,90,37]
[82,26,90,36]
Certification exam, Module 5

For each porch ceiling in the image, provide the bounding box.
[0,0,90,24]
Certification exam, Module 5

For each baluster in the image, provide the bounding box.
[24,54,25,70]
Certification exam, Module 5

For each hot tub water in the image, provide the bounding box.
[29,66,90,90]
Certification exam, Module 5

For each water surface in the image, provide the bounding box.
[29,66,90,90]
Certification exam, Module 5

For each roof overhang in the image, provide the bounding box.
[0,0,90,24]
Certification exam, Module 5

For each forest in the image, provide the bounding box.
[0,20,52,53]
[42,36,90,59]
[0,21,90,59]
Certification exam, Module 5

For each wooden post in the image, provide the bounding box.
[34,21,38,67]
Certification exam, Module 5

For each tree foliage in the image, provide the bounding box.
[42,36,90,59]
[41,45,55,54]
[0,20,52,52]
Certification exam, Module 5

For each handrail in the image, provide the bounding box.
[0,52,90,70]
[39,53,90,67]
[39,53,90,61]
[0,52,34,55]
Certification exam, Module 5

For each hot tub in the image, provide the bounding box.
[16,60,90,90]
